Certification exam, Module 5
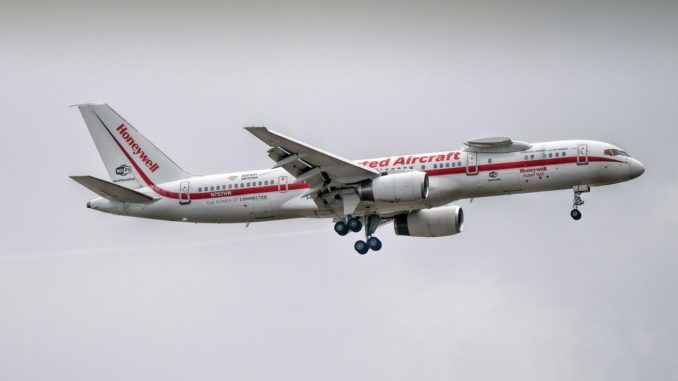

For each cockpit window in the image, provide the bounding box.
[604,148,630,157]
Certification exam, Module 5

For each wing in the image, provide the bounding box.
[245,126,379,187]
[245,127,380,213]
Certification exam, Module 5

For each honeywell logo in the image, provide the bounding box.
[116,124,159,173]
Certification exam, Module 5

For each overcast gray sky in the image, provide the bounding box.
[1,0,677,380]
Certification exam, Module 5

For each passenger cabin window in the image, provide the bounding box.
[198,187,202,192]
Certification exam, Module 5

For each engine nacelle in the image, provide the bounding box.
[394,205,464,237]
[358,171,429,203]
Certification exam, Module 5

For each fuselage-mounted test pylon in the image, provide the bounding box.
[70,104,645,254]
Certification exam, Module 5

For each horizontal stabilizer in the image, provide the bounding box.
[70,175,155,203]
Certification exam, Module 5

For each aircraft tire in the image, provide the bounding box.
[354,240,369,255]
[348,218,363,233]
[367,237,382,251]
[334,221,349,236]
[570,209,582,220]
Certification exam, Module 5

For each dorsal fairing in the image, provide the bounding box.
[464,137,532,153]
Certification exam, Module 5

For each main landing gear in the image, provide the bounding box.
[334,215,382,255]
[570,185,590,221]
[334,217,362,236]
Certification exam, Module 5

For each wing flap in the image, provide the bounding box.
[70,175,155,203]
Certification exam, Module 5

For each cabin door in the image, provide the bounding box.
[179,181,191,205]
[577,144,589,165]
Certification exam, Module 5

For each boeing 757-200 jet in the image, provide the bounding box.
[71,104,644,254]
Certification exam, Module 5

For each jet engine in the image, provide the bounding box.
[394,205,464,237]
[358,171,429,203]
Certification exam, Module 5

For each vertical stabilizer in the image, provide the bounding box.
[76,104,189,189]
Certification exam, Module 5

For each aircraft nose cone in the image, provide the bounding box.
[629,159,645,179]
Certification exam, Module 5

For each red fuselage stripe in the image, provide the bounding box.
[102,121,621,200]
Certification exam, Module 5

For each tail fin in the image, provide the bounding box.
[75,104,189,189]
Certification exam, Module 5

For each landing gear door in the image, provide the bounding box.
[278,176,288,193]
[466,152,479,175]
[577,144,589,165]
[179,181,191,205]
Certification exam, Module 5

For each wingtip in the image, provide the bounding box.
[69,175,95,183]
[244,126,269,136]
[69,103,106,109]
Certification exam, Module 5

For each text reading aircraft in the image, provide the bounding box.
[71,104,644,254]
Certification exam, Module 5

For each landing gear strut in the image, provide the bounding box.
[571,185,590,221]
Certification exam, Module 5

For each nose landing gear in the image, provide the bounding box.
[571,185,590,221]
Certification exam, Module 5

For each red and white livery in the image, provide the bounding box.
[71,104,645,254]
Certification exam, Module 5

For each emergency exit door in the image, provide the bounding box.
[278,176,288,193]
[466,152,479,175]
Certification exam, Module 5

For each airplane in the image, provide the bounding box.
[70,104,645,254]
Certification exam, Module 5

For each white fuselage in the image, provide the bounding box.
[87,140,644,223]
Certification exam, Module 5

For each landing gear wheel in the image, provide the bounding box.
[334,221,349,236]
[354,240,369,255]
[367,237,382,251]
[570,209,582,220]
[348,218,363,233]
